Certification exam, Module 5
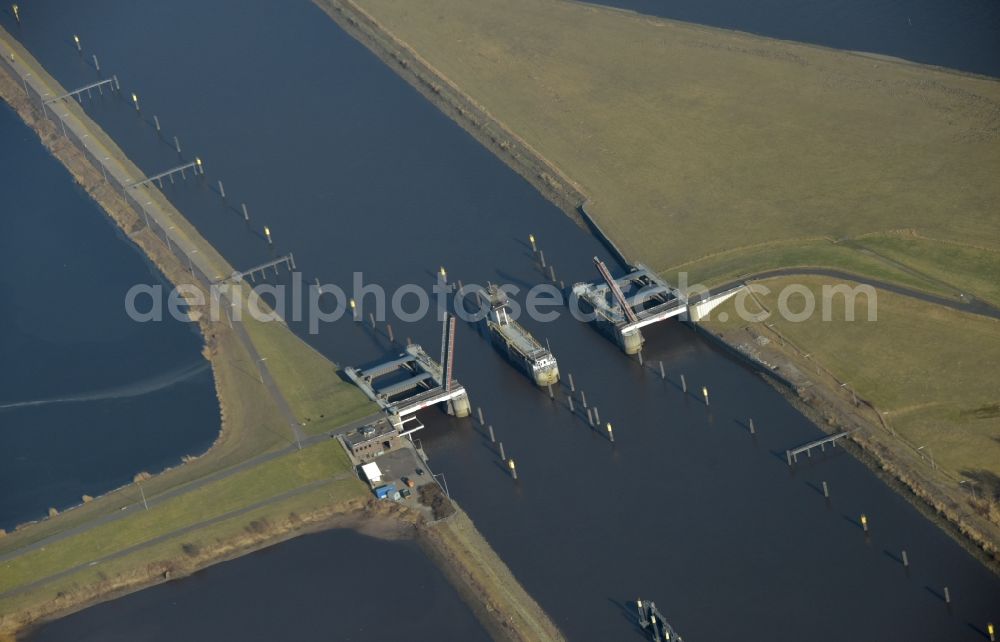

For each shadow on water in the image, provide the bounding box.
[607,598,646,637]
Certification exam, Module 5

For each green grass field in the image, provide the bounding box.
[242,314,376,435]
[668,236,958,297]
[850,234,1000,307]
[0,439,355,595]
[0,476,366,618]
[708,277,1000,481]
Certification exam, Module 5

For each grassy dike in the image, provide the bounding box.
[319,0,1000,558]
[0,30,565,641]
[344,0,1000,278]
[0,33,375,631]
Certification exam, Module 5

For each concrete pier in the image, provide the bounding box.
[229,254,295,283]
[785,431,853,466]
[130,159,201,188]
[43,77,117,105]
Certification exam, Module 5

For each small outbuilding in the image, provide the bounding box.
[361,462,383,484]
[374,483,399,501]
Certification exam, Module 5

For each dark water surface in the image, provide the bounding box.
[0,103,218,530]
[27,528,490,642]
[3,1,998,640]
[593,0,1000,77]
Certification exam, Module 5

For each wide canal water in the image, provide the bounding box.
[0,102,218,531]
[3,1,998,640]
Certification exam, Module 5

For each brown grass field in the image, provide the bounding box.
[354,0,1000,283]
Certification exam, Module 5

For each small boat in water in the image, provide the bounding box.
[636,599,683,641]
[480,284,559,387]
